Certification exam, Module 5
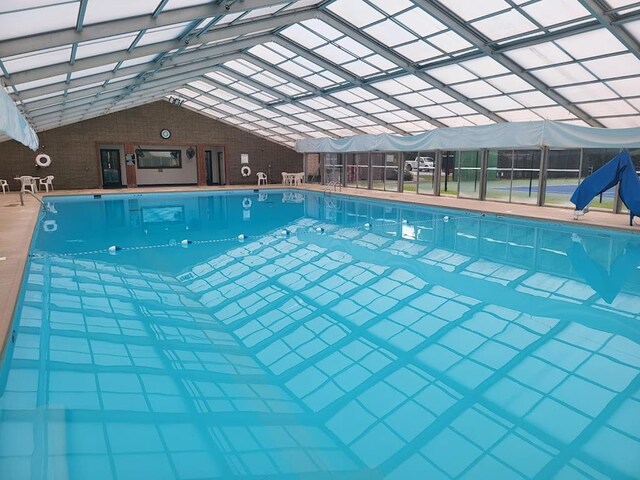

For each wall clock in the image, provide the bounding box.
[160,129,171,139]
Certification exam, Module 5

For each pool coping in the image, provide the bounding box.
[0,184,638,358]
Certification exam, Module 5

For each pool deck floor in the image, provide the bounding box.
[1,184,638,356]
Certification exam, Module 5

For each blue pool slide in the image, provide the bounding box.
[571,150,640,225]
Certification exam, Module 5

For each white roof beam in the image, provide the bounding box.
[0,0,301,58]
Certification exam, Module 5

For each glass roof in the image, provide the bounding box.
[0,0,638,147]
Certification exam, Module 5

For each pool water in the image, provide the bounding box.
[1,190,639,480]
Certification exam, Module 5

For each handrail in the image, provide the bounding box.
[19,189,46,207]
[326,180,342,192]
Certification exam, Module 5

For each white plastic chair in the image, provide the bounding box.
[16,175,36,193]
[281,172,289,185]
[0,179,8,193]
[293,173,304,186]
[39,175,55,192]
[257,172,267,185]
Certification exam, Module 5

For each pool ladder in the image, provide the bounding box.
[326,181,342,192]
[19,189,45,207]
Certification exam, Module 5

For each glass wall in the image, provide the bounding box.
[384,153,400,192]
[440,151,457,196]
[457,150,482,200]
[345,153,370,189]
[323,153,342,185]
[486,150,513,202]
[510,150,541,204]
[544,149,581,207]
[371,153,385,191]
[581,149,619,210]
[304,146,634,215]
[305,154,321,184]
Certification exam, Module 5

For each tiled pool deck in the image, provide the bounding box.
[1,184,638,355]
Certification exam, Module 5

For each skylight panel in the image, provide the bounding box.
[366,55,398,71]
[465,114,494,125]
[396,92,434,107]
[327,0,385,28]
[275,83,307,96]
[352,101,385,114]
[248,45,287,64]
[531,63,597,86]
[505,43,572,69]
[250,72,281,88]
[510,91,555,107]
[70,63,118,80]
[599,116,640,128]
[83,0,158,25]
[372,79,411,95]
[395,75,432,91]
[225,59,261,76]
[364,20,418,47]
[322,107,354,118]
[396,7,446,36]
[196,95,219,107]
[119,54,159,69]
[395,41,442,62]
[522,0,590,27]
[427,64,477,84]
[375,112,405,123]
[531,106,575,120]
[452,80,502,98]
[314,44,356,64]
[294,57,324,73]
[137,23,191,47]
[555,83,618,102]
[582,54,640,79]
[418,105,455,118]
[241,4,286,20]
[440,117,473,127]
[498,109,542,121]
[274,61,311,78]
[205,71,235,85]
[216,104,243,115]
[304,74,334,88]
[1,4,80,41]
[437,0,510,21]
[3,45,72,74]
[183,101,205,111]
[555,29,627,59]
[295,112,323,122]
[300,19,343,41]
[445,102,478,115]
[280,24,326,49]
[342,60,380,77]
[487,74,534,93]
[578,99,638,117]
[428,31,474,53]
[188,80,215,93]
[606,77,640,97]
[421,89,456,103]
[273,116,297,126]
[459,57,510,77]
[300,98,337,109]
[315,120,341,130]
[76,33,138,60]
[176,88,199,98]
[231,82,258,95]
[471,10,538,40]
[475,95,524,111]
[208,89,236,101]
[335,37,374,57]
[254,108,279,118]
[368,0,414,15]
[252,92,278,102]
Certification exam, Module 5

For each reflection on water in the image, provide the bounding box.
[1,191,639,480]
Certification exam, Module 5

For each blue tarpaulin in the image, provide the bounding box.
[570,150,640,225]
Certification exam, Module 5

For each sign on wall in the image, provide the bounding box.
[241,153,249,164]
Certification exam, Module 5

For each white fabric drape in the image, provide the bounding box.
[0,87,39,150]
[295,121,640,153]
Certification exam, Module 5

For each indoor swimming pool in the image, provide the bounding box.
[0,189,639,479]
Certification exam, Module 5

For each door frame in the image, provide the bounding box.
[99,147,125,188]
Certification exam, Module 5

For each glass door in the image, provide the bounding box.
[100,149,122,188]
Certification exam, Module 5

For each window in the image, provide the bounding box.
[138,149,182,169]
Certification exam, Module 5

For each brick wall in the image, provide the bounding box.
[0,101,302,190]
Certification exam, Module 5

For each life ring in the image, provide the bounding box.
[242,198,252,209]
[241,166,251,177]
[35,154,51,168]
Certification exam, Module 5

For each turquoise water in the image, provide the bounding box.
[1,189,639,480]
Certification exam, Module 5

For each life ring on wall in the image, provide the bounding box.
[242,198,252,209]
[35,153,52,168]
[241,166,251,177]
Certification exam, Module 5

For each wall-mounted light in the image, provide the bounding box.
[135,146,144,158]
[186,146,196,159]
